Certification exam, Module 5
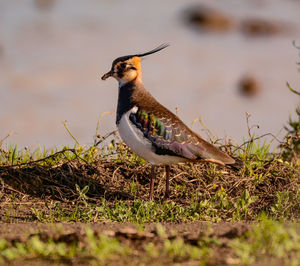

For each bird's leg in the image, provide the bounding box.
[164,165,170,199]
[149,165,156,201]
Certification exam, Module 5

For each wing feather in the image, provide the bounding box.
[129,107,235,164]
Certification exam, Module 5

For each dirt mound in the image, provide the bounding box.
[0,154,298,222]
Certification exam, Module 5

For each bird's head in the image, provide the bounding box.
[101,44,169,85]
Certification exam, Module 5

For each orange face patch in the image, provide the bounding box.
[128,57,141,72]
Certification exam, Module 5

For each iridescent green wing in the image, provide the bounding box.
[129,108,203,159]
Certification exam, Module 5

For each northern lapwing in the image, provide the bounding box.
[101,44,242,201]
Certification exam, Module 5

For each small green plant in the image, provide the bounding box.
[234,189,258,221]
[144,224,215,264]
[230,215,300,265]
[280,44,300,164]
[280,89,300,163]
[270,189,300,219]
[85,227,130,262]
[0,227,129,264]
[163,237,204,261]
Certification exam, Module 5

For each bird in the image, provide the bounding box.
[101,44,242,201]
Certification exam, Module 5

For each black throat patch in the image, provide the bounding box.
[116,82,135,124]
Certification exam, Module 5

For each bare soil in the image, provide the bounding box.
[0,221,250,240]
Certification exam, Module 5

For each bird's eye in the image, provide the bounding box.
[120,62,127,69]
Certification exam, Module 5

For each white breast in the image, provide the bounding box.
[117,107,187,165]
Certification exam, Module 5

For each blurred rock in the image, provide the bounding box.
[238,75,260,97]
[34,0,55,11]
[240,18,281,36]
[183,5,233,32]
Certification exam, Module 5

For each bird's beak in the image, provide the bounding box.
[101,70,113,80]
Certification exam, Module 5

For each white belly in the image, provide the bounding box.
[117,107,187,165]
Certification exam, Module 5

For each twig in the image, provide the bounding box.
[94,130,117,147]
[245,112,259,139]
[191,117,215,143]
[0,148,87,169]
[94,111,114,146]
[0,130,13,148]
[112,166,122,182]
[237,132,284,149]
[62,120,80,146]
[286,82,300,96]
[2,186,27,196]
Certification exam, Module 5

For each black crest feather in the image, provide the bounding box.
[112,43,170,66]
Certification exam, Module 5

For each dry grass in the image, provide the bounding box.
[0,140,299,222]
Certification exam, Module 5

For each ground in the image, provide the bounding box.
[0,143,299,265]
[0,222,251,265]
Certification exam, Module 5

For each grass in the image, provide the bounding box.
[0,227,206,265]
[0,130,298,266]
[144,225,215,264]
[0,227,130,264]
[0,129,299,223]
[30,196,258,223]
[0,219,299,265]
[230,215,300,265]
[27,185,298,224]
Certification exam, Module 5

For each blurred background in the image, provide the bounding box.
[0,0,299,149]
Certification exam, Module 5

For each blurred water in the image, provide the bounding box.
[0,0,299,149]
